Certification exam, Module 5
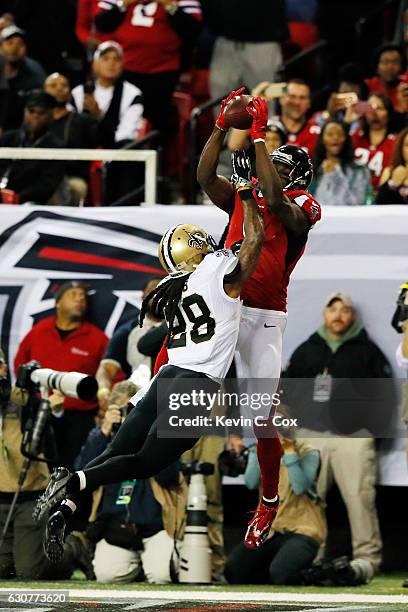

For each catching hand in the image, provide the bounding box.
[216,87,246,131]
[246,97,269,142]
[231,150,253,191]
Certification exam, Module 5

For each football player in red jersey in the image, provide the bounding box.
[197,89,321,549]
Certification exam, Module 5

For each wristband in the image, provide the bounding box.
[253,138,265,143]
[97,387,110,399]
[237,188,253,200]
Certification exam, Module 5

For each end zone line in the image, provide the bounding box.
[0,588,406,605]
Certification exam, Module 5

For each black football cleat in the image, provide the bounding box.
[44,510,65,563]
[33,467,73,522]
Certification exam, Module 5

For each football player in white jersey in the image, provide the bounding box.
[33,191,264,562]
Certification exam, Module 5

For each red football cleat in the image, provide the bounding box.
[244,499,279,549]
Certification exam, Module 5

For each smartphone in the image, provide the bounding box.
[352,101,374,114]
[264,82,288,98]
[336,92,358,107]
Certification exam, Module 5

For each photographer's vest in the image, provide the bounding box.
[271,442,327,544]
[0,392,49,497]
[89,476,188,541]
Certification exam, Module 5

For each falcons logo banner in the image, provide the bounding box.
[0,206,226,368]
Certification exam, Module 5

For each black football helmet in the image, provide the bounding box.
[270,144,313,190]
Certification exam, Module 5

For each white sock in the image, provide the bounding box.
[262,495,278,504]
[61,499,77,513]
[77,470,87,491]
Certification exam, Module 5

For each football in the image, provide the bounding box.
[223,94,253,130]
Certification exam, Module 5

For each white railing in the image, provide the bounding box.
[0,147,158,205]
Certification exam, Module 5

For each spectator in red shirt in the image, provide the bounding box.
[14,281,108,468]
[351,93,397,193]
[94,0,202,136]
[275,79,320,157]
[365,43,407,112]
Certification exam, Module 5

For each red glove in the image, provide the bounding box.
[216,87,246,131]
[246,96,269,142]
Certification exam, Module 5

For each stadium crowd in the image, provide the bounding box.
[0,0,407,591]
[0,1,407,205]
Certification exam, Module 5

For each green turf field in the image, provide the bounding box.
[0,573,407,611]
[1,572,406,595]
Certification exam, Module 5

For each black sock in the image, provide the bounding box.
[66,473,81,494]
[58,499,77,521]
[262,495,279,508]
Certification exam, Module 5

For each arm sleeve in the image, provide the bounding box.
[138,323,168,358]
[104,323,131,371]
[76,0,94,44]
[115,93,144,143]
[95,0,126,33]
[166,1,203,44]
[243,445,261,490]
[74,427,110,469]
[292,192,321,226]
[282,449,320,496]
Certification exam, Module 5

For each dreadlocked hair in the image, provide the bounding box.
[139,274,192,338]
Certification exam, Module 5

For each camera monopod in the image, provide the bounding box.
[179,461,214,584]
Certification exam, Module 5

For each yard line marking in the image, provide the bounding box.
[0,588,407,606]
[123,602,179,610]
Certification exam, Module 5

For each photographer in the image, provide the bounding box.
[14,281,108,468]
[395,285,408,589]
[395,283,408,433]
[224,422,326,585]
[75,380,187,583]
[0,349,93,579]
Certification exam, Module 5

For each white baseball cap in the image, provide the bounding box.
[93,40,123,61]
